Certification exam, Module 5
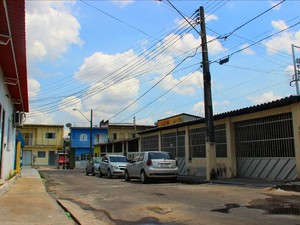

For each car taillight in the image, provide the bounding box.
[147,159,152,166]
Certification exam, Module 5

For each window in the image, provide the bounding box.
[138,153,145,161]
[80,134,88,141]
[112,133,117,140]
[23,133,33,145]
[45,132,55,139]
[38,151,46,158]
[141,135,159,151]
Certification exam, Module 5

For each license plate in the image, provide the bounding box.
[158,163,171,168]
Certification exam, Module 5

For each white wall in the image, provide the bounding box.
[0,68,17,181]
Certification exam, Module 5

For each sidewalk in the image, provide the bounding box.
[0,166,74,225]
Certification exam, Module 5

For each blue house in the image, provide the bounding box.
[70,127,108,167]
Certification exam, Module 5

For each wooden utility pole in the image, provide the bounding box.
[199,6,217,180]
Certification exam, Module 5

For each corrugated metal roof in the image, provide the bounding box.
[139,95,300,134]
[0,0,28,112]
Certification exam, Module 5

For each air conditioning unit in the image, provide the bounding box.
[14,111,25,127]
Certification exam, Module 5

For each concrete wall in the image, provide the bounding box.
[0,68,17,180]
[139,103,300,180]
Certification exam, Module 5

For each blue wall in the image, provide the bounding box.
[70,127,108,158]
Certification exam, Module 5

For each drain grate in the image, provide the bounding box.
[270,206,300,215]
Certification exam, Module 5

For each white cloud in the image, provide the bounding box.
[28,78,40,98]
[264,20,300,54]
[159,33,226,59]
[272,20,288,30]
[192,101,205,117]
[248,91,282,105]
[206,14,218,22]
[192,100,231,116]
[111,0,134,7]
[240,44,255,55]
[156,71,203,95]
[285,65,295,77]
[75,50,149,83]
[25,110,55,124]
[175,14,217,28]
[26,1,82,61]
[269,1,282,10]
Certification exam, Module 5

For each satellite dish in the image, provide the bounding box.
[66,123,72,128]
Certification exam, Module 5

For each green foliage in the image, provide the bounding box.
[6,170,16,181]
[39,171,46,180]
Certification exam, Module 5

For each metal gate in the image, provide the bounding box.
[161,131,186,175]
[49,151,55,165]
[23,150,32,166]
[235,113,296,180]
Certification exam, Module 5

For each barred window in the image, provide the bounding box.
[189,127,206,158]
[215,124,227,158]
[161,131,185,157]
[235,113,294,158]
[141,135,159,151]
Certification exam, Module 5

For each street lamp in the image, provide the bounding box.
[73,108,93,159]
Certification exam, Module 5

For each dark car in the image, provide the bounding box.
[85,157,102,176]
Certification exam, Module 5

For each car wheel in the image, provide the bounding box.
[91,169,95,176]
[107,169,112,179]
[98,169,103,178]
[125,171,130,182]
[140,170,148,184]
[85,169,89,176]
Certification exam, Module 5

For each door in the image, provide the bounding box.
[131,153,144,177]
[49,151,55,165]
[23,150,32,166]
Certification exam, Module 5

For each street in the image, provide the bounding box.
[40,169,300,225]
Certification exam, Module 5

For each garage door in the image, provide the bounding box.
[235,113,296,180]
[23,150,32,166]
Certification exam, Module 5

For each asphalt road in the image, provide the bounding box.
[40,169,300,225]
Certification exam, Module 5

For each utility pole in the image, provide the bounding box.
[292,44,300,95]
[90,109,93,160]
[199,6,216,180]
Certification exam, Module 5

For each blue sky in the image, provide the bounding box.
[25,0,300,132]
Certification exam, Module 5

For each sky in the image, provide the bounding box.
[24,0,300,134]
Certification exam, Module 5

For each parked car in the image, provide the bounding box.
[124,151,178,184]
[99,155,128,178]
[85,157,103,176]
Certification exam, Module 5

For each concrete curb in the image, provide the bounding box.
[57,199,113,225]
[0,173,20,195]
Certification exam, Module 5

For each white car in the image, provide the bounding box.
[99,155,128,178]
[125,151,178,183]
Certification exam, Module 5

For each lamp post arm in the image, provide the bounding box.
[74,109,90,122]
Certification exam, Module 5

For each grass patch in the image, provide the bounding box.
[39,171,46,180]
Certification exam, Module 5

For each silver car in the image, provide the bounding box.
[124,151,178,183]
[99,155,128,178]
[85,157,102,176]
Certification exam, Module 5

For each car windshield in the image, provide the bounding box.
[149,152,174,160]
[94,158,101,163]
[109,156,128,162]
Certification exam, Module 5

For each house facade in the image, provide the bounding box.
[0,1,29,180]
[95,123,155,157]
[70,127,108,168]
[19,124,64,166]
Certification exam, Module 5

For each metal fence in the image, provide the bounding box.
[235,113,294,158]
